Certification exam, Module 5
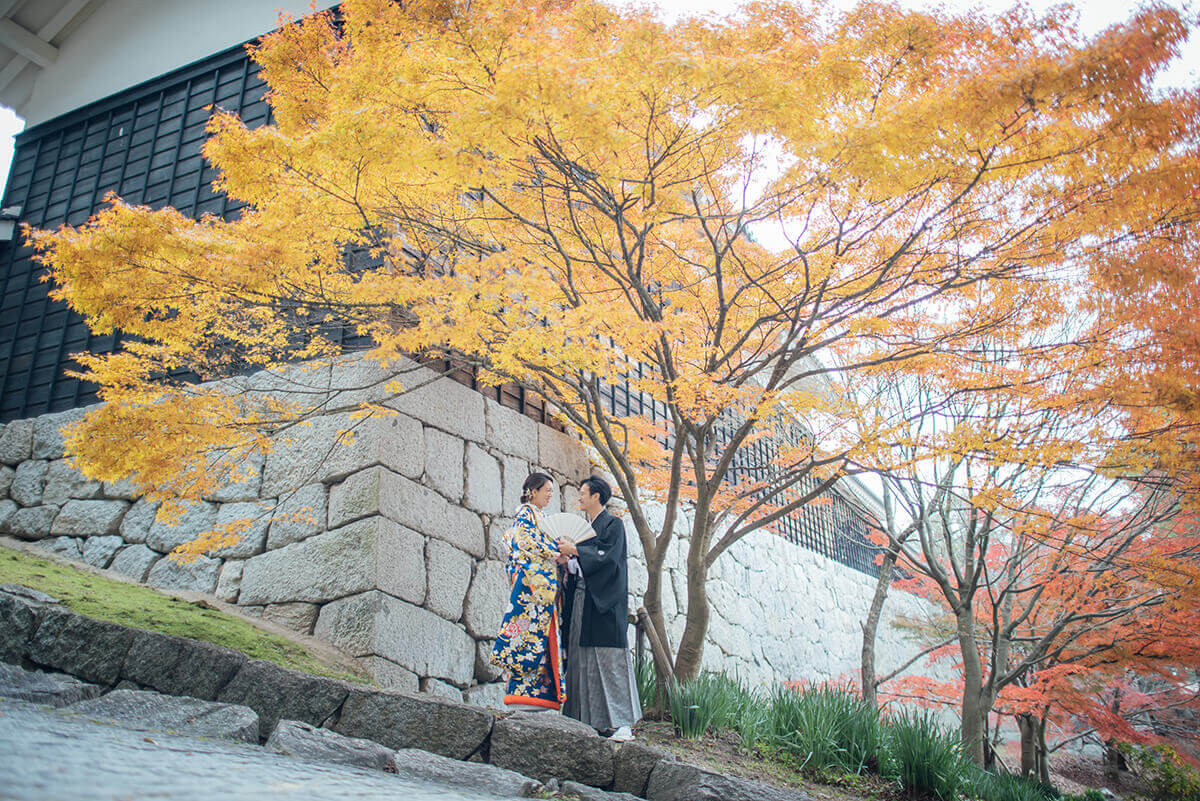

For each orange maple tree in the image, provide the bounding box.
[28,0,1200,682]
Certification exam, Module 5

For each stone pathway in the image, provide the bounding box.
[0,698,526,801]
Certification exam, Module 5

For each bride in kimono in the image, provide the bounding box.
[490,472,578,710]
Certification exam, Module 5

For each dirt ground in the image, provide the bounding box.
[634,719,1127,801]
[635,720,901,801]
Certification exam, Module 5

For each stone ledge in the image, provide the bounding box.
[0,583,779,801]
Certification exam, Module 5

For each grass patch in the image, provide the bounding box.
[0,545,366,683]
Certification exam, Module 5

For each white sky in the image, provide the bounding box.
[0,1,1193,200]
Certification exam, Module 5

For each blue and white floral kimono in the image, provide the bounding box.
[490,502,566,709]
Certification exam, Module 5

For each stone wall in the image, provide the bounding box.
[628,505,940,687]
[0,354,938,698]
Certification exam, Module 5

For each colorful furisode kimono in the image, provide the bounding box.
[490,503,566,709]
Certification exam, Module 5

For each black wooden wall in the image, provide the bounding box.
[0,42,266,422]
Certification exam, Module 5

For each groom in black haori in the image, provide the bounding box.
[561,475,641,741]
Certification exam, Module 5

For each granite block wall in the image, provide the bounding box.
[0,354,941,700]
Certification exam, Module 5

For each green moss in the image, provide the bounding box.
[0,545,367,683]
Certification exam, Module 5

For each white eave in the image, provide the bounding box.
[0,0,103,114]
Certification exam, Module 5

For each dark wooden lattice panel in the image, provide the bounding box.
[0,43,267,420]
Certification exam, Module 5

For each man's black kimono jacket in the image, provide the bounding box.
[563,508,629,648]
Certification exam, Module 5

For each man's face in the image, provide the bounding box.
[577,484,595,511]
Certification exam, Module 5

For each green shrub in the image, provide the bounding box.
[761,684,883,775]
[880,709,970,801]
[1120,743,1200,801]
[966,769,1060,801]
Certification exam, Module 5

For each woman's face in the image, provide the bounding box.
[530,481,555,509]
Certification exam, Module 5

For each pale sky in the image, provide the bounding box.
[0,0,1193,201]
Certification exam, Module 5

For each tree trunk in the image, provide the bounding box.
[1036,716,1051,784]
[861,538,902,708]
[672,530,711,681]
[1018,715,1037,778]
[957,608,988,765]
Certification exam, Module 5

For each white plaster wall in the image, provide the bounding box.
[14,0,338,127]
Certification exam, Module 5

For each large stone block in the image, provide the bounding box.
[146,554,221,594]
[146,499,217,554]
[421,676,464,701]
[70,689,260,743]
[463,560,509,638]
[217,659,350,735]
[0,591,38,663]
[265,482,326,549]
[50,499,129,537]
[267,719,395,771]
[0,465,12,497]
[1,502,56,540]
[205,451,265,502]
[378,470,485,557]
[239,516,425,606]
[490,712,615,787]
[391,747,540,797]
[539,426,589,481]
[262,602,320,634]
[487,516,514,561]
[0,662,101,707]
[474,639,503,683]
[32,407,89,460]
[485,400,539,458]
[0,418,34,465]
[314,591,476,685]
[645,760,814,801]
[0,496,18,534]
[613,741,674,796]
[387,368,486,444]
[26,606,136,685]
[464,443,502,515]
[464,681,506,709]
[333,686,494,759]
[327,466,385,529]
[261,411,423,497]
[211,500,272,558]
[122,629,247,700]
[360,655,419,692]
[119,499,158,543]
[215,559,243,602]
[425,539,472,622]
[108,544,159,582]
[10,460,47,506]
[41,460,102,506]
[81,535,125,569]
[41,535,81,560]
[500,455,530,515]
[423,426,464,501]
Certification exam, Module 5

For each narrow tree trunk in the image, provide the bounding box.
[1036,716,1051,784]
[861,538,903,708]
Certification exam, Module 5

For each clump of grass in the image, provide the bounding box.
[965,769,1061,801]
[880,709,970,801]
[635,655,658,713]
[667,671,751,739]
[0,545,366,682]
[761,683,883,775]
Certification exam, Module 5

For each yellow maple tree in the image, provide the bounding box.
[29,0,1200,681]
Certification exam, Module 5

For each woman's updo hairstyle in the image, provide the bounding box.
[520,472,554,504]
